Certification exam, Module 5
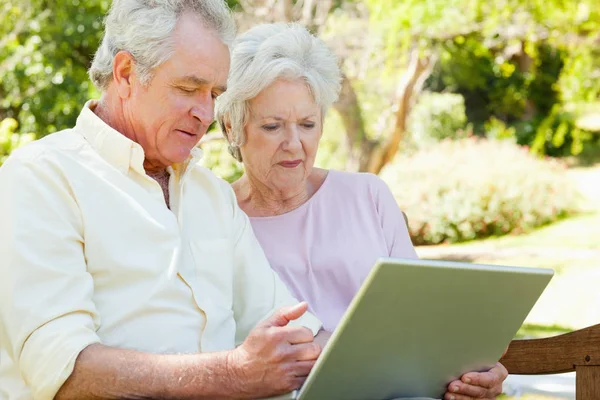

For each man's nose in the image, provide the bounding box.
[190,94,214,126]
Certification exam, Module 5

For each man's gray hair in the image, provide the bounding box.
[214,23,342,162]
[89,0,236,91]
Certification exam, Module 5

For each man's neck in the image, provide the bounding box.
[94,93,168,176]
[93,93,133,142]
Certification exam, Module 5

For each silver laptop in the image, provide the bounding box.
[266,257,553,400]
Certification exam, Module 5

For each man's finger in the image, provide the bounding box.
[288,376,309,391]
[279,325,315,345]
[292,360,317,377]
[262,302,309,328]
[287,341,322,361]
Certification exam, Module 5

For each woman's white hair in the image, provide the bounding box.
[89,0,236,91]
[214,23,342,161]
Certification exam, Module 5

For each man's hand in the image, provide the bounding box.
[444,362,508,400]
[227,302,322,398]
[314,329,332,349]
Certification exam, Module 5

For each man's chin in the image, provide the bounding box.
[169,147,198,165]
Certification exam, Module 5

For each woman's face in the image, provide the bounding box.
[240,78,322,193]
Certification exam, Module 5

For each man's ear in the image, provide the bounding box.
[112,50,136,99]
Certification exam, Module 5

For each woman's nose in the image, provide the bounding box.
[282,125,302,152]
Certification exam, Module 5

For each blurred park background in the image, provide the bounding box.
[1,0,599,398]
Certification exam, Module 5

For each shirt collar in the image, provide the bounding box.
[76,100,204,176]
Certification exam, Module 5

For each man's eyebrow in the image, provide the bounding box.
[177,75,227,93]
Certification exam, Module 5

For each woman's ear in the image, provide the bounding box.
[224,120,234,142]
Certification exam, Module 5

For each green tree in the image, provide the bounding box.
[1,0,109,136]
[2,0,598,174]
[365,0,600,158]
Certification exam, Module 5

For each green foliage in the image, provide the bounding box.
[429,39,563,127]
[367,0,600,158]
[407,92,469,148]
[484,117,517,141]
[315,110,348,170]
[367,0,600,57]
[516,323,572,340]
[199,138,244,183]
[2,0,599,168]
[381,138,580,245]
[1,0,108,136]
[0,118,34,165]
[559,47,600,105]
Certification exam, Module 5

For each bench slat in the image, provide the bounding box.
[499,323,600,375]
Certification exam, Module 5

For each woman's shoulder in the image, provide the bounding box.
[326,169,387,194]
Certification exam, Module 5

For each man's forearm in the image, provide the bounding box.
[55,343,244,400]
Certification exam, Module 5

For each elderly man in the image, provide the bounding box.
[0,1,324,399]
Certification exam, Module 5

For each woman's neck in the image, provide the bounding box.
[233,169,327,217]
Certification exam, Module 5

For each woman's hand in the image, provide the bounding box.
[443,362,508,400]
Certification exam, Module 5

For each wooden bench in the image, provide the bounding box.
[499,324,600,400]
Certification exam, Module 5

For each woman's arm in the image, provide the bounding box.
[371,175,419,259]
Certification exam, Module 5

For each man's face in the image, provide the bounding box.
[124,12,230,170]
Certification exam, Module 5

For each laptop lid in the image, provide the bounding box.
[295,258,553,400]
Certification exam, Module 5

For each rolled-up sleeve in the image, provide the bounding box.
[0,153,101,399]
[228,190,321,345]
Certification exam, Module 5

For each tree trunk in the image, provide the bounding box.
[515,41,536,120]
[366,49,436,174]
[333,50,436,174]
[279,0,294,22]
[332,74,377,172]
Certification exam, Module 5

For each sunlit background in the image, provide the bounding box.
[2,1,599,398]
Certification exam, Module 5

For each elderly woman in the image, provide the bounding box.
[215,23,507,400]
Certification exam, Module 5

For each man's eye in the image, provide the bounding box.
[179,87,196,94]
[302,122,315,129]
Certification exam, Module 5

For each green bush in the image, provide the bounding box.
[0,118,34,166]
[380,138,580,245]
[484,117,517,142]
[407,92,469,149]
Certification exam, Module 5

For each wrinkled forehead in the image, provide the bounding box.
[248,78,320,118]
[165,13,230,85]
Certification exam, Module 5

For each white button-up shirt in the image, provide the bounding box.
[0,102,321,400]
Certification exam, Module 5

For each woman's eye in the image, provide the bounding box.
[302,122,315,129]
[179,87,196,94]
[262,124,279,132]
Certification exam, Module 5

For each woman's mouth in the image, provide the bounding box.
[278,160,302,168]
